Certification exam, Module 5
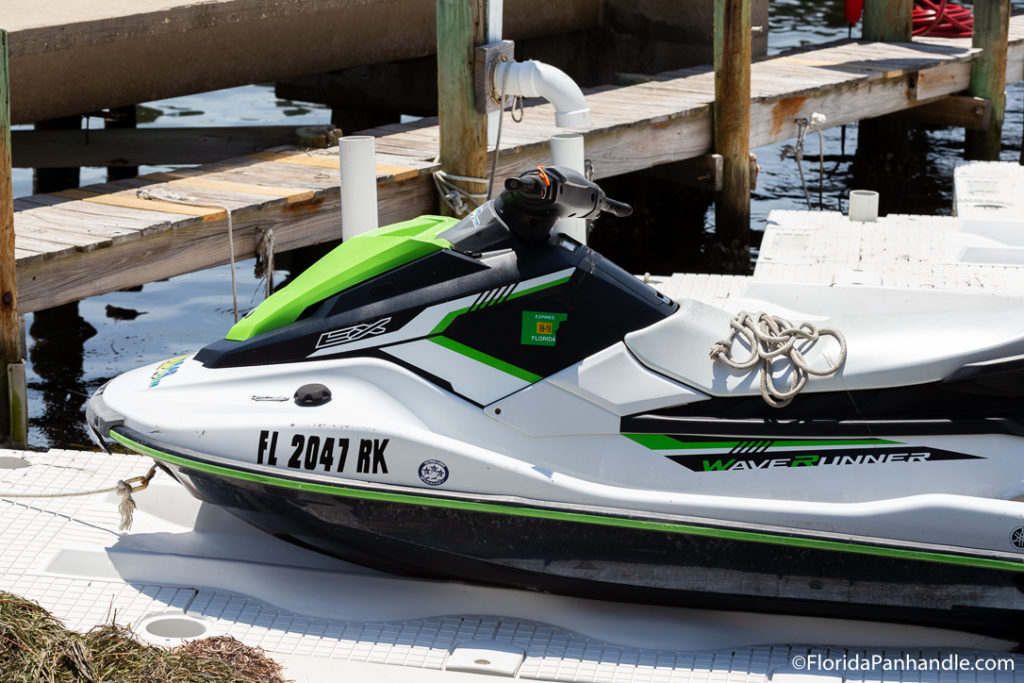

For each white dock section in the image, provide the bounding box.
[656,162,1024,305]
[756,210,1024,291]
[1,448,1019,682]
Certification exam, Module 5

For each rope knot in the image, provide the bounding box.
[115,466,157,531]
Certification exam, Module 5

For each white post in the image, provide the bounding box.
[339,135,379,239]
[550,133,587,244]
[849,190,879,222]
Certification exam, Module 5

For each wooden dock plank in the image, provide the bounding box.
[52,188,227,221]
[15,194,181,236]
[246,150,426,182]
[12,204,141,247]
[140,172,317,204]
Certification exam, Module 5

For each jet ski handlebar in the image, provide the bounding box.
[495,166,633,242]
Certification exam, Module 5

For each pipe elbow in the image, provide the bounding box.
[495,60,590,128]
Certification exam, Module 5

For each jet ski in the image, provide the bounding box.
[87,167,1024,638]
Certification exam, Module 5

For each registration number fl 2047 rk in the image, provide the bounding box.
[256,430,389,474]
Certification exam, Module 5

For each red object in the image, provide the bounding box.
[846,0,972,38]
[912,0,973,37]
[846,0,864,27]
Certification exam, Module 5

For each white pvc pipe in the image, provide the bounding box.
[486,0,503,146]
[339,136,379,239]
[486,0,502,42]
[494,60,590,127]
[849,189,879,223]
[550,133,587,244]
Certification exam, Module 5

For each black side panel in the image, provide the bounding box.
[444,247,675,378]
[623,366,1024,437]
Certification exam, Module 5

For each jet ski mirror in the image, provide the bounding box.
[495,166,633,243]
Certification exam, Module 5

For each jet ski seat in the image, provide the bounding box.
[624,297,1024,397]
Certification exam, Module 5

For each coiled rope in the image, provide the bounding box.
[0,465,157,531]
[709,311,847,408]
[913,0,972,37]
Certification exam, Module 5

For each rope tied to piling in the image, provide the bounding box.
[432,170,490,216]
[255,228,276,298]
[0,465,157,531]
[709,311,847,408]
[136,187,239,321]
[433,54,520,217]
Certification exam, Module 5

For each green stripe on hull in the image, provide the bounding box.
[429,335,542,383]
[109,430,1024,574]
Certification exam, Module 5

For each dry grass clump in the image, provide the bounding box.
[0,591,286,682]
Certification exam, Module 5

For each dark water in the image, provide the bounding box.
[15,3,1024,449]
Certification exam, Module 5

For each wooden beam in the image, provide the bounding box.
[275,59,439,117]
[11,126,339,169]
[436,0,488,217]
[713,0,752,247]
[965,0,1011,160]
[0,29,26,443]
[904,95,991,131]
[6,0,601,125]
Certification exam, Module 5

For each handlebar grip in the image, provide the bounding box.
[602,197,633,218]
[505,175,547,200]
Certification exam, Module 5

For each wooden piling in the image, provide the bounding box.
[436,0,489,217]
[713,0,751,248]
[965,0,1011,160]
[862,0,912,42]
[854,0,913,203]
[0,29,27,444]
[106,105,139,182]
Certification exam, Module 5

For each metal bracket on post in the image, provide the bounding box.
[475,40,515,114]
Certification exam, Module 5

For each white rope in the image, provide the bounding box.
[0,465,157,531]
[136,188,239,321]
[432,170,490,217]
[709,311,847,409]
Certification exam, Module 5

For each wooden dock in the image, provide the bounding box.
[10,18,1024,314]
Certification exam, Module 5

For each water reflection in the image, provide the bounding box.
[27,303,97,448]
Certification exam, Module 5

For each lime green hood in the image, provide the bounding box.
[226,215,458,341]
